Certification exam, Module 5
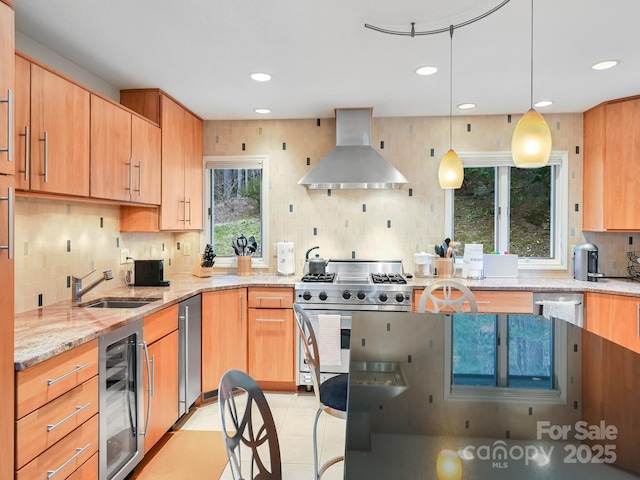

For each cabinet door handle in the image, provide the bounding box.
[47,402,91,432]
[140,341,152,436]
[185,198,191,225]
[134,161,142,195]
[47,443,90,479]
[256,317,285,323]
[47,361,92,386]
[126,159,133,193]
[18,126,29,181]
[178,199,185,223]
[0,89,13,161]
[240,293,245,323]
[39,131,49,183]
[0,186,13,260]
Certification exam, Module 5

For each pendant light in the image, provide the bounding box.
[438,25,463,189]
[511,0,552,168]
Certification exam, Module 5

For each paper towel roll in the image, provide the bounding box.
[277,242,295,276]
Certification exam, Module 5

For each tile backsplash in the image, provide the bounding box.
[13,197,197,313]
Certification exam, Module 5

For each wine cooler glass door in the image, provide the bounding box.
[99,319,146,480]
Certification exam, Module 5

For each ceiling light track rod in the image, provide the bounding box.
[364,0,511,37]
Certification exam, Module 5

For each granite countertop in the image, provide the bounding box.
[14,272,640,370]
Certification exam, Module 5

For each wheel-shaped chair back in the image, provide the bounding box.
[416,279,479,313]
[218,369,282,480]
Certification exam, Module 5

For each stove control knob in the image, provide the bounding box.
[395,293,405,303]
[342,290,352,300]
[319,291,328,301]
[302,291,312,301]
[357,290,366,300]
[378,293,388,302]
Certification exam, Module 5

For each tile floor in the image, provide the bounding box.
[180,390,345,479]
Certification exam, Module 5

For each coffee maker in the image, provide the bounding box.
[573,243,604,282]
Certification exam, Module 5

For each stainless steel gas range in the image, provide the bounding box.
[294,259,412,387]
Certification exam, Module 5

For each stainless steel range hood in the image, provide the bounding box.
[298,108,409,190]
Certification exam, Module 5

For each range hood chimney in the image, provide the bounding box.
[298,108,409,190]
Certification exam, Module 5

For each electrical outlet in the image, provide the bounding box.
[151,245,158,257]
[183,242,191,256]
[120,248,129,264]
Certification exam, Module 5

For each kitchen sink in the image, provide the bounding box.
[78,297,162,309]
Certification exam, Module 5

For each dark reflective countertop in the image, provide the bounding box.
[345,312,640,479]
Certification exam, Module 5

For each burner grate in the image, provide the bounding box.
[371,273,407,285]
[301,273,336,283]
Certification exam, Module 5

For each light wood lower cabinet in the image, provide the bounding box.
[202,289,247,393]
[15,376,98,469]
[585,292,640,353]
[15,340,99,480]
[248,287,295,386]
[143,305,179,453]
[412,288,533,313]
[16,414,98,480]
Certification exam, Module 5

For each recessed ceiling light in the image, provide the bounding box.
[457,103,476,110]
[254,108,271,114]
[591,60,619,71]
[250,72,272,82]
[416,66,438,76]
[534,100,553,108]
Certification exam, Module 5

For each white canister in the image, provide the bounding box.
[277,242,295,276]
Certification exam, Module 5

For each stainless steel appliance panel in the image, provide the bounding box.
[99,319,148,480]
[178,294,202,417]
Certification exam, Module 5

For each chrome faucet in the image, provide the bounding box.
[72,269,114,303]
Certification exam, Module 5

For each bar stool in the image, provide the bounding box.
[293,304,348,479]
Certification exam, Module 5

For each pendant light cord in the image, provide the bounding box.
[449,25,454,150]
[530,0,534,109]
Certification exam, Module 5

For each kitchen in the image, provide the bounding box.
[3,1,640,479]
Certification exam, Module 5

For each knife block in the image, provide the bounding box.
[192,255,214,277]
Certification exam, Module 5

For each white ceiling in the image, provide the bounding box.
[12,0,640,120]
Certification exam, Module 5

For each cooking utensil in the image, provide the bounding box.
[232,241,241,256]
[247,236,257,255]
[305,246,328,274]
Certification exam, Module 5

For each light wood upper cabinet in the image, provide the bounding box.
[90,95,160,204]
[29,63,90,196]
[131,113,161,205]
[90,94,131,201]
[201,289,247,393]
[583,96,640,231]
[160,95,185,228]
[184,109,203,228]
[0,3,13,175]
[120,89,203,231]
[13,54,29,189]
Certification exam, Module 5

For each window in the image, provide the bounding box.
[204,156,269,269]
[445,152,569,272]
[445,313,567,403]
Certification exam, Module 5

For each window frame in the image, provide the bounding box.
[444,314,568,404]
[203,155,269,270]
[444,151,569,272]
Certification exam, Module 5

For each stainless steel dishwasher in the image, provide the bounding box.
[178,294,202,417]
